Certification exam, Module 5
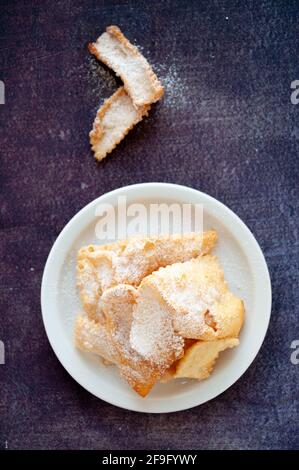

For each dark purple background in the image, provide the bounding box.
[0,0,298,450]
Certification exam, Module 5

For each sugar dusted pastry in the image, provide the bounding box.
[74,231,245,397]
[77,231,217,317]
[75,314,117,364]
[88,26,164,161]
[89,26,164,106]
[103,284,184,396]
[125,283,184,370]
[76,284,183,396]
[90,87,150,162]
[136,255,244,341]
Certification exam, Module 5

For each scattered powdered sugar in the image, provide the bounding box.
[86,55,119,98]
[153,62,190,110]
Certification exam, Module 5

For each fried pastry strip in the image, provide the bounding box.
[75,314,118,364]
[100,284,183,396]
[89,26,164,106]
[162,338,239,382]
[135,255,245,341]
[77,231,217,318]
[90,86,150,162]
[76,285,181,397]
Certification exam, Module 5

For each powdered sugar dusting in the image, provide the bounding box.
[80,233,214,297]
[153,62,190,110]
[86,55,119,99]
[130,285,184,367]
[147,256,223,339]
[76,314,117,364]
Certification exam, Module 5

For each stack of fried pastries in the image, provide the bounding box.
[75,231,245,397]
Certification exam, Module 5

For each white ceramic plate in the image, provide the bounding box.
[41,183,271,413]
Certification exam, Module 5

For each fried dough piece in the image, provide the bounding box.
[129,282,184,369]
[99,284,137,364]
[77,231,217,318]
[100,284,180,396]
[75,236,244,397]
[134,255,244,341]
[77,285,181,396]
[89,26,164,106]
[90,87,150,161]
[162,338,239,382]
[75,314,118,364]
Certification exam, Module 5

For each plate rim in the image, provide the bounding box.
[41,182,272,413]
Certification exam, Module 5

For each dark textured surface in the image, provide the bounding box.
[0,0,298,450]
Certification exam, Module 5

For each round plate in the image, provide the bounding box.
[41,183,271,413]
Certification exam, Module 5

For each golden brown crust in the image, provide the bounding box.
[162,338,239,382]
